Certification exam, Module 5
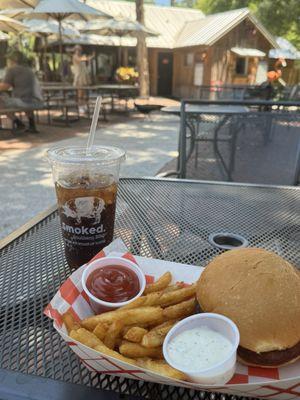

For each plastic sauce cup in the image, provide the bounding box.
[163,313,240,385]
[82,256,146,313]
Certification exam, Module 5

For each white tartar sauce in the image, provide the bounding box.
[167,326,232,370]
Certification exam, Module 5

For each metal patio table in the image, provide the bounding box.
[1,177,299,400]
[162,105,249,179]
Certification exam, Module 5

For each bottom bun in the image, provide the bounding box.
[238,354,300,368]
[238,341,300,368]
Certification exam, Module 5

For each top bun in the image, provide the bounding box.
[197,248,300,353]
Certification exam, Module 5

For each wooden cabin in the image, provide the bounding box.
[169,9,278,98]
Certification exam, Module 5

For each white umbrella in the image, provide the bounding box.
[24,19,80,38]
[81,18,158,37]
[24,19,80,65]
[81,18,158,65]
[0,15,25,33]
[269,37,300,60]
[29,0,111,66]
[30,0,110,21]
[0,8,33,19]
[0,0,37,8]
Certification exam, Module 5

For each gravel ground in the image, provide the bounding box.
[0,112,179,239]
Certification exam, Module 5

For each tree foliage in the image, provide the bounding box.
[194,0,300,48]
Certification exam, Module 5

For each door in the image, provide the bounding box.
[256,60,268,84]
[157,53,173,97]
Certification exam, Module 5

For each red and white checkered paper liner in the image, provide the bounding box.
[45,239,300,400]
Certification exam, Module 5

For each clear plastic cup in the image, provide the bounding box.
[47,145,125,269]
[163,313,240,385]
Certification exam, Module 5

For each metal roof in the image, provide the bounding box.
[51,2,277,51]
[231,47,266,57]
[86,0,204,49]
[174,8,278,49]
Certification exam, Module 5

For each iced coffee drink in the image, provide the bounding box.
[48,146,125,269]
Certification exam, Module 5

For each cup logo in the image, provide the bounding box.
[61,196,105,224]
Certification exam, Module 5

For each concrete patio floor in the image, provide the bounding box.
[0,111,179,239]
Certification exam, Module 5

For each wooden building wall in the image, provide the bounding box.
[173,45,210,98]
[148,48,159,95]
[172,17,274,98]
[210,18,272,86]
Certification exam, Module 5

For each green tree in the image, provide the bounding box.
[194,0,253,14]
[194,0,300,48]
[256,0,300,48]
[171,0,195,6]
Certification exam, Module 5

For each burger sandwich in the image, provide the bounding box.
[196,248,300,367]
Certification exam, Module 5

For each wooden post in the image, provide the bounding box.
[136,0,150,97]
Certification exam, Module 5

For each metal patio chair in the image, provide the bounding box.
[177,99,300,185]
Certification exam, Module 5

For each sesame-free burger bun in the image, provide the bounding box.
[196,248,300,367]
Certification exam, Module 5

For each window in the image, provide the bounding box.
[184,53,194,67]
[235,57,248,75]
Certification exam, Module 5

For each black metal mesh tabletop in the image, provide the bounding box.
[1,178,299,400]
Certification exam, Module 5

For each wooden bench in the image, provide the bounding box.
[0,105,46,133]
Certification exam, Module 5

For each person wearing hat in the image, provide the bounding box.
[72,45,94,113]
[0,49,43,133]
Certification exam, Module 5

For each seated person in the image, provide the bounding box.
[0,49,43,133]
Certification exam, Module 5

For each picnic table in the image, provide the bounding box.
[42,83,138,118]
[1,177,299,400]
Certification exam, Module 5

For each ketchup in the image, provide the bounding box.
[86,265,140,303]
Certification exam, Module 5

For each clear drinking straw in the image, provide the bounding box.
[86,96,102,155]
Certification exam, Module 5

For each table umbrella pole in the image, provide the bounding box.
[43,35,49,80]
[58,18,63,73]
[118,36,122,66]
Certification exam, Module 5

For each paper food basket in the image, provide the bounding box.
[44,239,300,400]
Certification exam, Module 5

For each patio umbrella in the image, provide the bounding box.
[28,0,111,67]
[0,15,26,33]
[24,18,80,39]
[81,18,158,37]
[24,19,80,69]
[269,37,300,60]
[0,0,37,8]
[0,8,33,19]
[81,18,158,65]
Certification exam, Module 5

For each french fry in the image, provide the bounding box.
[163,298,196,320]
[122,284,196,310]
[158,284,196,307]
[120,292,161,310]
[123,326,148,343]
[136,359,187,381]
[141,319,178,348]
[144,272,172,294]
[93,322,109,341]
[94,342,136,366]
[104,320,124,349]
[163,283,185,293]
[70,328,102,348]
[62,311,81,334]
[82,307,164,331]
[119,340,163,359]
[71,328,137,366]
